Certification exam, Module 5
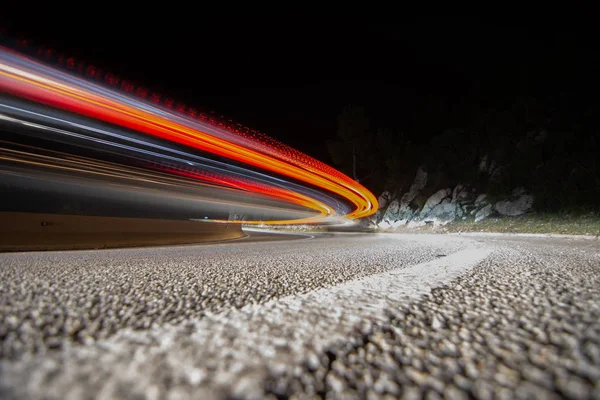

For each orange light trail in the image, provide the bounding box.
[151,165,334,225]
[0,50,378,224]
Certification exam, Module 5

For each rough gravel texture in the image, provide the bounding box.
[1,232,599,400]
[0,234,466,358]
[267,237,600,399]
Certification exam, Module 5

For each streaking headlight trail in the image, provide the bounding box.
[0,41,377,225]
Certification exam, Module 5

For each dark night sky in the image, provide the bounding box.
[1,14,598,163]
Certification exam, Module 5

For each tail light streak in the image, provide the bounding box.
[0,47,378,224]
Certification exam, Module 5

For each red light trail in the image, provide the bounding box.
[0,46,378,224]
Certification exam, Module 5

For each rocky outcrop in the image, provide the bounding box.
[451,184,470,204]
[420,189,451,217]
[495,189,534,216]
[374,180,534,230]
[425,203,458,224]
[474,194,488,206]
[370,191,393,226]
[380,199,415,228]
[382,199,400,222]
[475,204,493,222]
[399,167,427,208]
[376,167,427,228]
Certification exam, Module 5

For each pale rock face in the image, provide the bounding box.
[382,199,401,222]
[474,194,488,205]
[470,194,491,216]
[376,167,430,229]
[391,219,408,229]
[420,189,451,217]
[451,184,463,202]
[400,167,427,208]
[374,167,534,231]
[379,198,415,229]
[377,220,391,230]
[406,220,426,229]
[460,203,474,217]
[396,209,416,226]
[475,204,493,222]
[424,203,458,226]
[451,184,470,204]
[495,195,534,216]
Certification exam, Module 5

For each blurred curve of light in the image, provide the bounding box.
[0,46,378,224]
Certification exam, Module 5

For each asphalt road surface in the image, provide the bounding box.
[0,230,599,399]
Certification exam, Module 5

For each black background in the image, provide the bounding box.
[1,13,598,163]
